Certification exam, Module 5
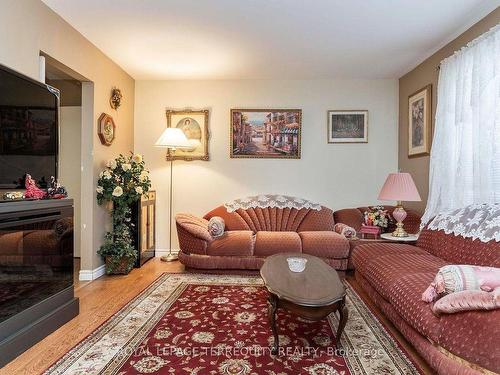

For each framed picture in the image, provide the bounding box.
[165,109,209,161]
[230,109,301,159]
[327,110,368,143]
[408,85,432,157]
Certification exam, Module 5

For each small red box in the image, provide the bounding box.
[359,225,381,239]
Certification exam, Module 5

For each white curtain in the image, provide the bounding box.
[421,25,500,226]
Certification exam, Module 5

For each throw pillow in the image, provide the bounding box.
[432,289,500,315]
[334,223,357,239]
[422,265,500,303]
[208,216,225,238]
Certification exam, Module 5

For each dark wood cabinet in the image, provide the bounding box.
[131,191,156,267]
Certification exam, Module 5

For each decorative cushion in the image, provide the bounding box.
[299,231,349,259]
[207,216,225,238]
[432,289,500,315]
[333,223,356,239]
[254,231,301,256]
[422,265,500,303]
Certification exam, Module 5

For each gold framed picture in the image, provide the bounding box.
[230,109,301,159]
[408,85,432,157]
[165,109,209,161]
[327,110,368,143]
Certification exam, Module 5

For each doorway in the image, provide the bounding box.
[43,58,84,283]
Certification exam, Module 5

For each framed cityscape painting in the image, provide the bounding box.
[165,109,209,161]
[230,109,301,159]
[327,110,368,143]
[408,85,432,157]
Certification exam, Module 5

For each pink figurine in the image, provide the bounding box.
[24,174,47,199]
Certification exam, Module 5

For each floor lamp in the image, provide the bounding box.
[154,128,191,262]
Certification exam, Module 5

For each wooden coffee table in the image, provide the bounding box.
[260,253,348,354]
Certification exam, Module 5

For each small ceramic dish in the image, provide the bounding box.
[287,257,307,273]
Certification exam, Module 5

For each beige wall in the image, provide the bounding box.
[59,107,82,257]
[134,79,399,251]
[399,7,500,213]
[0,0,135,271]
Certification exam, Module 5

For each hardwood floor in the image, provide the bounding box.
[1,258,432,375]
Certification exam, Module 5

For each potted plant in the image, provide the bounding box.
[96,153,151,274]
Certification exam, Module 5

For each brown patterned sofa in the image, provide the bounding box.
[333,206,421,270]
[176,203,350,270]
[352,226,500,374]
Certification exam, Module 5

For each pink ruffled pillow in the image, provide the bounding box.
[422,265,500,303]
[334,223,357,239]
[432,289,500,315]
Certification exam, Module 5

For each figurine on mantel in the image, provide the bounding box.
[47,176,68,199]
[24,174,47,200]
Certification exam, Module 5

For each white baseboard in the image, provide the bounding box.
[79,264,106,281]
[155,248,180,257]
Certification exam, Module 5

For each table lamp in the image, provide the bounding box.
[378,172,421,237]
[154,128,191,261]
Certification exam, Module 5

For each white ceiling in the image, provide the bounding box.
[42,0,499,80]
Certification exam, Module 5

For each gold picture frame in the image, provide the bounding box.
[408,85,432,157]
[230,109,302,159]
[165,109,210,161]
[327,110,368,143]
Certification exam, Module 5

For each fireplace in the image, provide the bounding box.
[0,199,79,366]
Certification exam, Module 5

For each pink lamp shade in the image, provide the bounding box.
[378,173,421,202]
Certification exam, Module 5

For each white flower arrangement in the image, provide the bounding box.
[96,153,151,206]
[96,153,152,274]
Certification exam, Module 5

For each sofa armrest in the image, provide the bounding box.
[175,213,212,242]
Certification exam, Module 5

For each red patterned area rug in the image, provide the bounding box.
[45,274,421,375]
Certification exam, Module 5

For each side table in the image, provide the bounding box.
[380,233,419,243]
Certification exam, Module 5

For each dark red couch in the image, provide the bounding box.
[352,227,500,375]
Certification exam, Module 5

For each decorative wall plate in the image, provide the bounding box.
[98,113,116,146]
[110,87,123,110]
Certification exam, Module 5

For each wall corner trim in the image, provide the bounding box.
[79,264,106,281]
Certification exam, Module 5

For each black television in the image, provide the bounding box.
[0,64,59,189]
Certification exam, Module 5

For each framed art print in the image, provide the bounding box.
[165,109,209,161]
[230,109,301,159]
[327,110,368,143]
[408,85,432,157]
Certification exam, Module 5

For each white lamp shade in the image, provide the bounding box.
[154,128,191,149]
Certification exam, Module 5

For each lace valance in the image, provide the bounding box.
[224,195,322,213]
[427,203,500,243]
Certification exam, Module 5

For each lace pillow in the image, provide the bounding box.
[208,217,225,238]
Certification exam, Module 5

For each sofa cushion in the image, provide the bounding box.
[206,231,255,257]
[299,231,349,259]
[353,243,447,301]
[417,229,500,267]
[438,308,500,373]
[388,272,443,342]
[254,231,301,256]
[352,242,434,275]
